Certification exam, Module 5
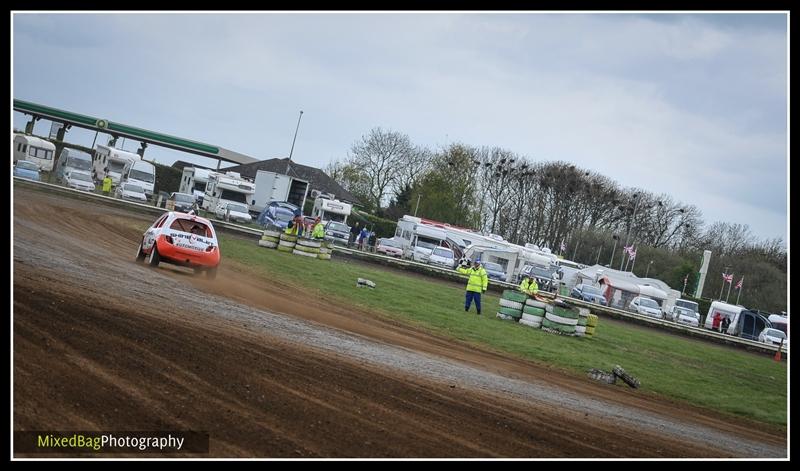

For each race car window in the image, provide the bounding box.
[169,218,210,237]
[153,214,169,229]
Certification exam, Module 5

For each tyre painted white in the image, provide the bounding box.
[544,312,579,326]
[499,299,524,310]
[519,318,542,328]
[257,240,278,249]
[292,249,318,257]
[525,299,547,309]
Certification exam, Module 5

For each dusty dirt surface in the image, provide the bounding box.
[13,185,787,458]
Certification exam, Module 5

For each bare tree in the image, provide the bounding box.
[349,127,414,210]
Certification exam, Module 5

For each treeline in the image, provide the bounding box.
[326,128,787,313]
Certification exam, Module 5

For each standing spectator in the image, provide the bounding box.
[721,316,731,334]
[349,221,361,247]
[102,174,113,196]
[712,312,722,332]
[368,230,377,252]
[358,226,369,250]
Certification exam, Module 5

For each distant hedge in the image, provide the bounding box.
[351,210,397,239]
[153,163,182,196]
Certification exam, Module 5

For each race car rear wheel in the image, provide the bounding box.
[148,245,160,267]
[135,241,145,263]
[206,267,217,280]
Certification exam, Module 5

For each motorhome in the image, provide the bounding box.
[55,148,93,183]
[121,159,156,200]
[13,134,56,172]
[311,197,352,225]
[768,314,788,336]
[394,215,447,262]
[179,167,216,205]
[201,171,256,214]
[250,170,309,216]
[93,144,140,186]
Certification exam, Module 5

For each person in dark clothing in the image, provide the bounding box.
[721,316,731,334]
[349,222,360,247]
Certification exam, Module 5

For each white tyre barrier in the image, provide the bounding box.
[499,299,524,310]
[544,312,579,326]
[257,240,278,249]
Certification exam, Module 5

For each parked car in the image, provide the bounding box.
[215,201,252,224]
[571,284,607,306]
[671,306,700,327]
[667,299,700,321]
[135,211,220,278]
[428,246,456,269]
[324,221,351,246]
[758,328,787,347]
[167,192,197,213]
[13,160,41,181]
[518,264,560,292]
[256,204,295,229]
[115,182,148,202]
[628,296,663,319]
[63,170,96,192]
[481,261,507,282]
[376,237,403,257]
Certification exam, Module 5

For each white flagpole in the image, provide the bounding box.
[719,274,725,300]
[725,276,733,303]
[735,278,743,305]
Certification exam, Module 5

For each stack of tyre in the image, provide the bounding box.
[519,297,546,328]
[258,228,282,249]
[278,232,297,253]
[585,313,599,338]
[497,290,526,321]
[318,241,332,260]
[541,301,579,335]
[293,237,321,258]
[574,308,590,337]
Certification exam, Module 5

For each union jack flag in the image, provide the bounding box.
[560,241,566,252]
[628,249,636,260]
[623,245,633,255]
[735,277,744,289]
[722,273,733,284]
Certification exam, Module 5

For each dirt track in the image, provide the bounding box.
[12,185,787,458]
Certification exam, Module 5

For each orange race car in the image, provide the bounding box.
[135,211,220,278]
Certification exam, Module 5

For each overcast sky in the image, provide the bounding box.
[12,12,788,242]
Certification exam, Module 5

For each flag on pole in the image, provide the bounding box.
[629,248,636,261]
[560,240,566,252]
[684,273,689,284]
[623,245,632,255]
[735,276,744,290]
[722,273,733,284]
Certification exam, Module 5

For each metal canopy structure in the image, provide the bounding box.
[13,99,258,166]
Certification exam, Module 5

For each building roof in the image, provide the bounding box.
[222,158,362,206]
[171,160,216,172]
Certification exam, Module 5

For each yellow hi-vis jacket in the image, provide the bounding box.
[520,278,539,296]
[312,222,325,239]
[102,177,112,193]
[457,266,488,293]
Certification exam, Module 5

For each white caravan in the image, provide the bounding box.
[394,216,448,262]
[202,171,256,214]
[121,159,156,200]
[179,167,216,204]
[704,301,746,331]
[93,144,140,186]
[13,134,56,172]
[311,197,352,225]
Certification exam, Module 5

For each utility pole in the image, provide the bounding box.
[414,193,422,217]
[286,110,304,175]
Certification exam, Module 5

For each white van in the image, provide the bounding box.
[55,148,93,183]
[122,159,156,200]
[13,134,56,172]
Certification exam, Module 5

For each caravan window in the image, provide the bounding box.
[66,156,92,171]
[29,147,53,160]
[324,211,346,224]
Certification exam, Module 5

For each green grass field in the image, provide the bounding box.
[219,234,787,426]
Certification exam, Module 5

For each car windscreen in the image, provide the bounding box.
[675,307,695,317]
[108,161,126,173]
[274,209,294,222]
[129,169,154,183]
[483,262,503,272]
[67,157,92,171]
[675,300,699,312]
[581,285,601,295]
[17,161,39,171]
[174,194,195,203]
[433,248,453,258]
[220,189,247,204]
[169,218,211,237]
[69,173,93,182]
[328,222,349,232]
[124,184,144,193]
[765,329,786,339]
[639,298,659,308]
[226,203,248,213]
[416,240,437,250]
